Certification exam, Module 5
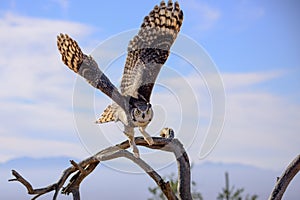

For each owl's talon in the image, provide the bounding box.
[145,137,154,146]
[133,148,140,158]
[134,152,140,158]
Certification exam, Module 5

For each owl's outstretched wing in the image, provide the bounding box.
[57,33,126,111]
[120,0,183,102]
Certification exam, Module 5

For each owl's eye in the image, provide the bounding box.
[146,109,151,115]
[135,109,141,115]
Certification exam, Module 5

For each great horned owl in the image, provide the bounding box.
[57,0,183,157]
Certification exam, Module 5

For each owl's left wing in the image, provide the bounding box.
[57,34,127,111]
[120,0,183,102]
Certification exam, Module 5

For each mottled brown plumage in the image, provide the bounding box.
[120,0,183,102]
[57,33,83,73]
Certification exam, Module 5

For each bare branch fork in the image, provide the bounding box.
[9,136,192,200]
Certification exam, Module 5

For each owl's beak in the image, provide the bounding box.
[142,113,145,119]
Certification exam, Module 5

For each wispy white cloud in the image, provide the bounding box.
[221,70,283,90]
[204,72,300,170]
[0,12,94,162]
[0,12,93,101]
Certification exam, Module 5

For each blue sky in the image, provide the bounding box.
[0,0,300,176]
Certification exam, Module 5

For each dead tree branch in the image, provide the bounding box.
[268,154,300,200]
[9,136,191,200]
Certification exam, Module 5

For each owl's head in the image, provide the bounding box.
[130,102,153,126]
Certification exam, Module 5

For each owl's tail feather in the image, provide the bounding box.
[96,104,116,124]
[57,33,126,111]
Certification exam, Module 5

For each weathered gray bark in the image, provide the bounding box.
[268,154,300,200]
[9,136,191,200]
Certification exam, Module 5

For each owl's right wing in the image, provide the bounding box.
[120,0,183,102]
[57,33,126,111]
